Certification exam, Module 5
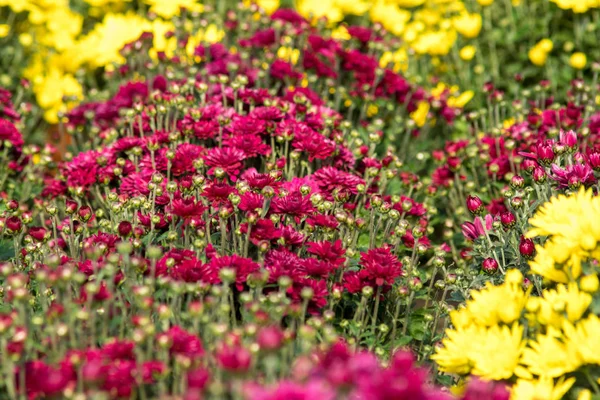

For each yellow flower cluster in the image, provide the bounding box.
[3,0,228,122]
[550,0,600,13]
[1,0,85,122]
[434,188,600,399]
[527,188,600,283]
[296,0,481,58]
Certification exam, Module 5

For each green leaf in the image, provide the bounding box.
[0,240,15,260]
[394,335,413,348]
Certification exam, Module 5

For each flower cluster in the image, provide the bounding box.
[4,0,600,399]
[434,188,600,399]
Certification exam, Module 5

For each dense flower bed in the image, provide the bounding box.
[2,1,600,399]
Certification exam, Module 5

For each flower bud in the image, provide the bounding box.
[510,175,525,189]
[482,258,498,274]
[466,195,484,215]
[78,206,92,222]
[580,275,599,293]
[5,217,22,233]
[519,236,536,259]
[117,221,132,237]
[500,212,516,228]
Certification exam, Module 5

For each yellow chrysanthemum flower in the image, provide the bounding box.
[256,0,280,14]
[470,324,525,380]
[511,377,576,400]
[410,101,430,127]
[453,12,482,39]
[448,91,474,108]
[0,24,9,38]
[370,0,411,36]
[31,68,83,123]
[520,328,581,378]
[433,323,524,380]
[527,188,600,282]
[540,283,591,324]
[570,52,587,69]
[432,324,483,375]
[73,12,152,68]
[459,45,476,61]
[395,0,426,6]
[144,0,203,18]
[551,0,600,13]
[563,315,600,366]
[466,270,527,326]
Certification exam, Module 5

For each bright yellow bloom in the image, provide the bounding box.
[511,377,576,400]
[433,323,524,380]
[84,0,129,6]
[0,24,9,38]
[466,270,527,326]
[410,101,430,127]
[144,0,203,18]
[449,306,472,330]
[31,69,83,123]
[453,12,482,39]
[528,45,549,67]
[448,91,474,108]
[580,274,599,292]
[534,283,591,327]
[380,49,409,73]
[579,389,593,400]
[470,324,525,380]
[528,244,572,283]
[411,29,456,56]
[19,33,33,47]
[331,26,351,40]
[370,0,411,36]
[459,45,476,61]
[39,8,83,52]
[395,0,426,6]
[297,0,370,22]
[432,324,483,375]
[73,13,149,68]
[336,0,371,15]
[570,52,587,69]
[0,0,31,13]
[277,47,300,65]
[527,188,600,282]
[297,0,343,22]
[477,0,494,5]
[539,39,554,52]
[520,328,581,378]
[563,315,600,366]
[551,0,600,13]
[256,0,280,14]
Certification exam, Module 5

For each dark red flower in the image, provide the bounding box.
[171,196,207,220]
[203,147,246,181]
[216,344,252,372]
[271,191,314,217]
[167,326,204,359]
[208,255,260,290]
[359,247,402,286]
[306,240,345,268]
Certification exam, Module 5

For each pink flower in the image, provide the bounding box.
[167,326,204,359]
[216,344,252,372]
